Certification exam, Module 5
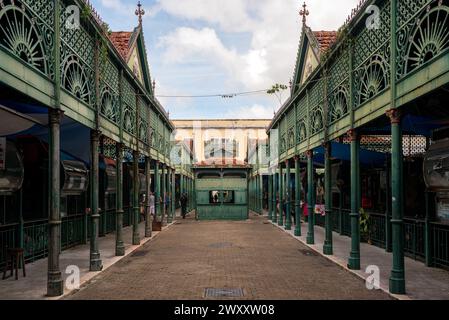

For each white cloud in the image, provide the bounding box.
[155,0,256,33]
[99,0,361,117]
[157,0,348,95]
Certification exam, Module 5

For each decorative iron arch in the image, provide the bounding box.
[123,107,135,134]
[100,87,118,123]
[311,107,324,134]
[139,122,148,143]
[0,4,47,75]
[297,121,307,141]
[359,54,389,104]
[406,5,449,73]
[62,54,92,105]
[330,86,349,122]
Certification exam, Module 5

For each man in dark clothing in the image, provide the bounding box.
[180,193,188,219]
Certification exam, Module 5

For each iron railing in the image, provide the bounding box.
[99,209,116,236]
[368,212,386,249]
[23,219,48,263]
[431,223,449,269]
[0,224,17,268]
[61,214,85,250]
[403,217,425,261]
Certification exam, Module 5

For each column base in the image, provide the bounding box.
[323,244,333,255]
[47,272,63,297]
[294,226,301,237]
[115,243,125,256]
[278,219,283,227]
[389,271,406,294]
[285,223,291,230]
[347,255,360,270]
[90,255,103,271]
[132,234,140,245]
[306,235,314,245]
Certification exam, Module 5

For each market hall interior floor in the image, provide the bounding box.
[66,214,390,300]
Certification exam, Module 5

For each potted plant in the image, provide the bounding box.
[359,208,372,244]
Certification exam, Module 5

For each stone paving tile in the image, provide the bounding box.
[67,214,390,300]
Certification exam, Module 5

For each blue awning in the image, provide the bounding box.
[313,142,388,167]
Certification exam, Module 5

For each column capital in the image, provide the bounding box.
[116,142,124,150]
[323,141,332,152]
[386,108,401,124]
[91,129,102,141]
[347,129,358,142]
[293,155,300,162]
[284,159,290,166]
[49,109,64,124]
[306,150,313,158]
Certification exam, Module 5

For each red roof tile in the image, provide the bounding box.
[313,31,337,53]
[109,31,133,60]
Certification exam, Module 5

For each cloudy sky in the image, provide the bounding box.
[92,0,360,119]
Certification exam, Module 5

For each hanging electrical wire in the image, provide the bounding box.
[155,89,269,99]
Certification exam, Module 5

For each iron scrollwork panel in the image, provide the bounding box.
[397,0,449,79]
[0,0,54,78]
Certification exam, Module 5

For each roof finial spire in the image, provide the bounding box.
[299,2,309,27]
[135,1,145,25]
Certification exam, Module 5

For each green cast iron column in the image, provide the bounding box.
[155,161,160,223]
[253,178,256,211]
[47,0,63,297]
[259,175,262,213]
[268,170,273,220]
[385,158,392,252]
[179,172,184,194]
[189,177,192,212]
[115,143,125,255]
[47,109,63,296]
[306,150,315,245]
[161,164,166,225]
[259,174,265,215]
[348,130,360,270]
[273,169,278,222]
[255,175,259,213]
[168,167,171,220]
[249,178,252,211]
[323,143,333,255]
[172,168,176,221]
[132,150,140,245]
[388,109,406,294]
[145,156,152,237]
[168,168,173,223]
[285,160,292,230]
[252,177,256,212]
[278,165,284,226]
[90,130,103,271]
[294,156,302,236]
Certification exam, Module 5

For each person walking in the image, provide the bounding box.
[180,193,188,219]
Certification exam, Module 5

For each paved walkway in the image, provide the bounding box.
[66,213,390,300]
[265,213,449,300]
[0,211,185,300]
